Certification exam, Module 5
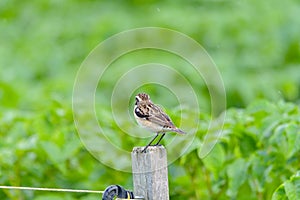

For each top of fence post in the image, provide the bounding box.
[131,146,169,200]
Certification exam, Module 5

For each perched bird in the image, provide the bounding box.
[133,93,186,152]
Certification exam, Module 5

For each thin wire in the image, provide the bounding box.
[0,186,103,194]
[0,185,144,199]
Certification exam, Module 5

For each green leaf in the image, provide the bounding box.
[40,141,64,163]
[61,138,81,160]
[239,133,257,157]
[226,158,248,198]
[249,152,269,192]
[272,184,288,200]
[269,124,289,158]
[40,141,67,173]
[272,171,300,200]
[246,100,275,117]
[284,176,300,200]
[285,123,300,157]
[201,143,225,176]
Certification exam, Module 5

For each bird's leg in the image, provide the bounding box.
[142,133,159,153]
[154,133,166,146]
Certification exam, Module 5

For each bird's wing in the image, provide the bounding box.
[148,104,176,129]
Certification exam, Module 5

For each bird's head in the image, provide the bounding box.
[135,93,150,104]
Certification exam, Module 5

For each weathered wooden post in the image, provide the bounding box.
[131,146,169,200]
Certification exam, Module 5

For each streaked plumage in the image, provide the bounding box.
[134,93,186,152]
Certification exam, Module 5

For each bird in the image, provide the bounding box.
[133,93,186,153]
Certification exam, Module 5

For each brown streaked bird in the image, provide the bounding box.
[133,93,186,153]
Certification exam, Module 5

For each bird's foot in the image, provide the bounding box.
[141,144,162,153]
[141,146,149,153]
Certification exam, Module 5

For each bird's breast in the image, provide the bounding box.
[134,115,164,133]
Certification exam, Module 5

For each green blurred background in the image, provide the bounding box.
[1,0,300,199]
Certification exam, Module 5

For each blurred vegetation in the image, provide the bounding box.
[1,0,300,199]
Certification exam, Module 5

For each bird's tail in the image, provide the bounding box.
[174,128,186,134]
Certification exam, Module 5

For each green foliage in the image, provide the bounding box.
[272,171,300,200]
[1,0,300,199]
[0,100,131,200]
[1,0,300,109]
[171,100,300,199]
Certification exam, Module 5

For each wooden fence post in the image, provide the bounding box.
[131,146,169,200]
